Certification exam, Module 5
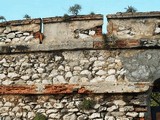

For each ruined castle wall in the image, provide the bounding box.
[0,13,159,119]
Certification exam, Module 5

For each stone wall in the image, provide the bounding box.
[0,19,41,46]
[0,50,124,86]
[107,12,160,48]
[0,94,147,120]
[1,12,160,119]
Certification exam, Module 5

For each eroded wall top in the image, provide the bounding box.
[0,14,103,53]
[107,11,160,48]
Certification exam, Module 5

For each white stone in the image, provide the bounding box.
[94,61,105,67]
[69,76,79,83]
[107,57,115,63]
[49,113,60,119]
[54,103,63,108]
[58,65,64,70]
[90,57,97,61]
[124,106,134,111]
[63,113,77,120]
[43,102,52,108]
[55,56,62,61]
[37,67,45,73]
[12,106,19,112]
[32,74,39,80]
[4,102,12,107]
[15,31,23,35]
[80,77,89,82]
[0,107,9,113]
[56,75,67,83]
[23,106,31,111]
[0,74,6,79]
[3,62,9,67]
[1,112,8,116]
[65,72,72,78]
[4,27,11,34]
[65,66,70,71]
[16,112,23,117]
[108,69,116,75]
[105,116,115,120]
[9,112,15,117]
[7,33,15,39]
[12,38,20,43]
[80,59,89,64]
[94,104,101,109]
[68,108,79,112]
[126,112,138,117]
[37,109,45,113]
[80,70,91,75]
[105,75,117,82]
[74,66,82,71]
[107,105,118,112]
[24,35,33,41]
[21,75,30,80]
[139,112,145,117]
[0,58,6,63]
[155,27,160,34]
[2,80,13,85]
[113,100,126,106]
[27,112,35,118]
[23,32,30,36]
[50,69,58,77]
[23,112,27,117]
[96,70,107,75]
[91,76,104,82]
[20,36,26,41]
[89,30,96,35]
[8,72,19,78]
[42,79,52,84]
[79,33,90,39]
[5,39,11,43]
[89,113,101,119]
[46,109,58,114]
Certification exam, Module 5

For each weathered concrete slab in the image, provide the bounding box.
[107,11,160,19]
[0,82,150,94]
[43,14,103,50]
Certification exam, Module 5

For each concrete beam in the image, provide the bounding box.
[0,82,150,94]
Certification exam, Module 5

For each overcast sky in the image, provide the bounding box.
[1,0,160,20]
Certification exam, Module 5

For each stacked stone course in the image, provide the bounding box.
[0,12,159,119]
[0,94,146,120]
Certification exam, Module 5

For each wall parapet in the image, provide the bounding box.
[0,18,41,27]
[107,11,160,19]
[43,14,103,23]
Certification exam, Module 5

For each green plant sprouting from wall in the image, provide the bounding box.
[90,12,95,15]
[0,16,6,22]
[63,14,71,22]
[68,4,82,16]
[125,6,137,13]
[23,14,31,19]
[33,113,47,120]
[79,98,95,110]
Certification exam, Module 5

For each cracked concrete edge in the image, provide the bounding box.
[0,82,151,95]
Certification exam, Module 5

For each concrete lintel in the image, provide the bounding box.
[0,18,41,27]
[0,40,97,54]
[43,14,103,23]
[0,82,150,95]
[107,11,160,19]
